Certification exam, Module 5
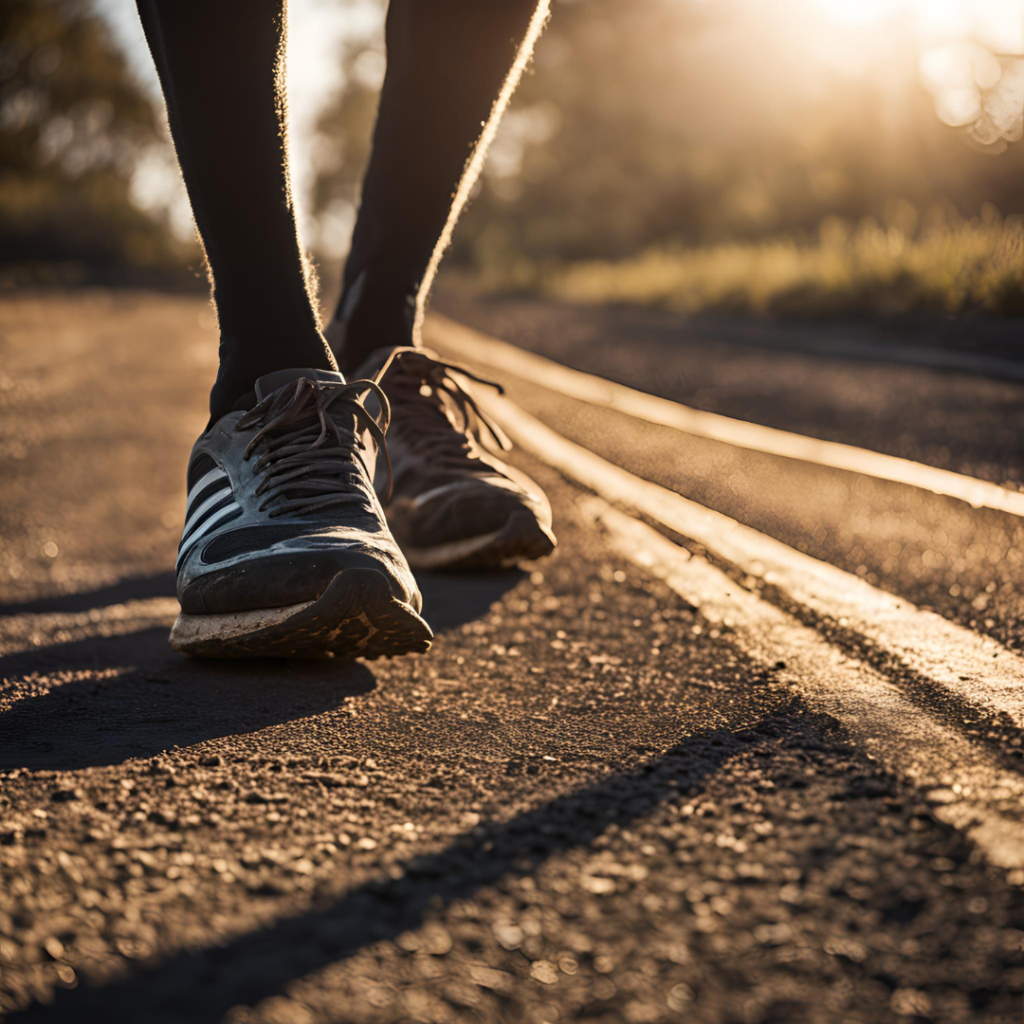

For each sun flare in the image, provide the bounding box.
[805,0,1023,50]
[808,0,901,26]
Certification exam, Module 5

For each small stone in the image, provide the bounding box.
[493,922,524,950]
[252,995,315,1024]
[50,789,80,803]
[470,965,513,992]
[115,937,152,960]
[581,875,617,895]
[530,960,559,985]
[420,922,452,956]
[54,964,76,986]
[890,989,932,1016]
[43,937,65,960]
[198,755,223,767]
[667,983,694,1011]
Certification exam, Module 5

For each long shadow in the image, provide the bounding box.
[0,568,522,628]
[0,628,376,770]
[13,714,782,1023]
[0,570,524,771]
[0,571,177,618]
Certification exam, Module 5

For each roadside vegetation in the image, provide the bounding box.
[0,0,197,287]
[313,0,1024,321]
[532,208,1024,318]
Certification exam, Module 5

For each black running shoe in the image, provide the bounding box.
[350,347,556,570]
[170,367,432,659]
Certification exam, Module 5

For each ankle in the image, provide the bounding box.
[208,332,336,421]
[331,273,418,375]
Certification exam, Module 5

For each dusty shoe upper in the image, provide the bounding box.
[175,367,422,616]
[352,346,556,570]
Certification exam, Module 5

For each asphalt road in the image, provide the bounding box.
[1,291,1022,1024]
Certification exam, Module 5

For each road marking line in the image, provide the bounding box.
[0,599,179,658]
[427,314,1024,517]
[588,496,1024,871]
[479,393,1024,730]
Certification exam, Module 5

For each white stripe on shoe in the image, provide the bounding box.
[176,501,242,567]
[407,476,520,510]
[179,486,232,545]
[185,467,228,515]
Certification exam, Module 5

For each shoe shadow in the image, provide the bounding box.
[416,568,526,632]
[0,628,376,771]
[0,570,524,772]
[0,571,177,617]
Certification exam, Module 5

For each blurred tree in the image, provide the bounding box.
[0,0,194,283]
[311,0,1024,286]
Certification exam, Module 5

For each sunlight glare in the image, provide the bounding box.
[809,0,902,26]
[806,0,1023,50]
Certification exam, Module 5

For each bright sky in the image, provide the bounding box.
[804,0,1023,49]
[94,0,1024,246]
[94,0,381,247]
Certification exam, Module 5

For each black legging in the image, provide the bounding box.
[136,0,547,420]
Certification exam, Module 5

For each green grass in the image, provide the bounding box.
[532,209,1024,318]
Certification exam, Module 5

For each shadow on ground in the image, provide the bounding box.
[0,628,377,771]
[0,570,524,771]
[416,568,525,632]
[0,572,179,618]
[9,714,783,1023]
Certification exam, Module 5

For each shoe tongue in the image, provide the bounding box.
[254,367,346,402]
[350,346,401,381]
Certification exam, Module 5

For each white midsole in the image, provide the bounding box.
[169,598,314,649]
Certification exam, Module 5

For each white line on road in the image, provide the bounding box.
[478,393,1024,731]
[588,497,1024,871]
[427,314,1024,518]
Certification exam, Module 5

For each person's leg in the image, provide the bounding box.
[330,0,549,374]
[140,0,431,658]
[136,0,335,421]
[325,0,556,571]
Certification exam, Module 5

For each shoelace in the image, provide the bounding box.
[235,375,394,517]
[378,348,512,470]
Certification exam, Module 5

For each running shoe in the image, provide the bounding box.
[350,347,556,570]
[170,366,432,659]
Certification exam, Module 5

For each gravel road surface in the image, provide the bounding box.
[1,291,1022,1023]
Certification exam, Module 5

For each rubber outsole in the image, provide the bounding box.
[169,567,432,659]
[401,510,557,571]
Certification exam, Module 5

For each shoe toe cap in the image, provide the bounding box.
[390,472,552,550]
[179,535,421,615]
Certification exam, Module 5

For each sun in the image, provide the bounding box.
[806,0,906,26]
